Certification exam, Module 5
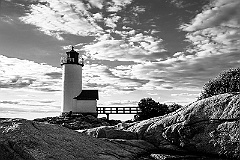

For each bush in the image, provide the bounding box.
[135,98,182,121]
[167,103,182,113]
[198,68,240,100]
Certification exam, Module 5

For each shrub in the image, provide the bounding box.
[198,68,240,100]
[135,98,182,121]
[167,103,182,113]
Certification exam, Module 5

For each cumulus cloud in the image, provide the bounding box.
[83,33,167,62]
[170,0,240,90]
[82,63,148,95]
[0,55,62,92]
[19,0,103,40]
[181,0,240,31]
[181,0,240,56]
[0,56,61,118]
[0,86,61,119]
[92,13,103,21]
[0,98,60,118]
[19,0,133,40]
[101,48,239,91]
[104,14,121,29]
[88,0,104,9]
[103,100,138,106]
[18,0,172,91]
[106,0,132,12]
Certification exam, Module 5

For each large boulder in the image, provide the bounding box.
[84,93,240,159]
[0,118,156,160]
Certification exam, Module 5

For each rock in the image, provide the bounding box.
[33,114,120,130]
[108,139,157,151]
[125,93,240,159]
[80,125,138,140]
[149,153,221,160]
[83,93,240,159]
[0,118,157,160]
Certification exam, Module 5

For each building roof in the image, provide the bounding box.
[74,90,99,100]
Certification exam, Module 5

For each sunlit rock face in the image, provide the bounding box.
[127,93,240,158]
[0,118,156,160]
[84,93,240,159]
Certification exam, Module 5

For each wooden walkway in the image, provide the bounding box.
[97,107,141,120]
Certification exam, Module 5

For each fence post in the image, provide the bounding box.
[106,113,109,120]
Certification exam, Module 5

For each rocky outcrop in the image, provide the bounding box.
[0,118,156,160]
[34,114,121,130]
[83,93,240,159]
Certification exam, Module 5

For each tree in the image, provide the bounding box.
[135,98,168,121]
[198,68,240,100]
[167,103,182,113]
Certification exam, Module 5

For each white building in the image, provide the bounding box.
[61,46,98,116]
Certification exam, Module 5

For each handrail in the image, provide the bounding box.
[60,57,84,66]
[97,107,141,114]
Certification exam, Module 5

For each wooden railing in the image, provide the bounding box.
[97,107,140,114]
[97,107,141,120]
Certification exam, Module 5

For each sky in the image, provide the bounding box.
[0,0,239,120]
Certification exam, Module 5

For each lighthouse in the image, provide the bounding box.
[61,46,98,116]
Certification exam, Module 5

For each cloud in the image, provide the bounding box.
[82,64,144,94]
[92,13,103,21]
[106,0,132,12]
[18,0,133,40]
[181,0,240,32]
[19,0,103,40]
[0,76,35,88]
[0,55,62,92]
[45,72,62,79]
[0,95,60,113]
[82,57,203,93]
[147,92,158,96]
[169,0,185,8]
[88,0,104,9]
[104,14,121,29]
[83,33,167,62]
[104,100,138,106]
[171,93,199,97]
[0,99,56,107]
[0,101,19,105]
[165,0,240,90]
[132,5,146,13]
[105,49,239,91]
[180,0,240,56]
[80,0,239,93]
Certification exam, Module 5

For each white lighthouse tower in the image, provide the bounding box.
[61,46,83,114]
[61,46,98,116]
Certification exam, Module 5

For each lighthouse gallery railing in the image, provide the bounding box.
[60,57,84,65]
